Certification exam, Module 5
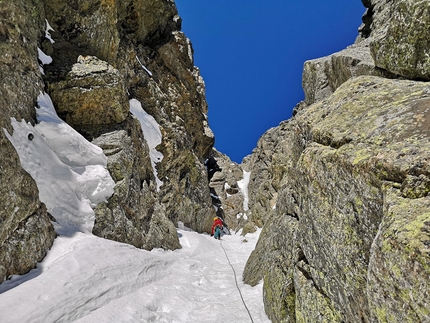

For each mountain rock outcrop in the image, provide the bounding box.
[243,1,430,322]
[0,0,56,283]
[207,149,249,232]
[43,0,216,241]
[367,0,430,80]
[0,0,215,282]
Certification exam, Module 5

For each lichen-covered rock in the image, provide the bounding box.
[48,56,129,137]
[293,263,343,323]
[0,205,57,281]
[244,153,295,318]
[243,187,300,323]
[244,120,298,227]
[144,203,181,250]
[43,0,179,63]
[360,0,430,80]
[92,119,180,250]
[245,2,430,316]
[300,0,430,108]
[302,39,393,106]
[0,0,56,282]
[367,188,430,322]
[132,30,216,233]
[248,1,430,322]
[245,75,430,322]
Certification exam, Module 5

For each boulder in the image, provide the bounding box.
[359,0,430,80]
[48,56,129,138]
[302,39,393,106]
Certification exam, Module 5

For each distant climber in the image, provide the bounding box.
[211,216,224,240]
[204,155,222,181]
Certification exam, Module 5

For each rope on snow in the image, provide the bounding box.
[220,240,255,323]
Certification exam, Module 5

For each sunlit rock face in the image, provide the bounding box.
[1,0,215,281]
[48,56,129,137]
[365,0,430,80]
[301,39,395,106]
[42,0,216,246]
[243,1,430,322]
[301,0,430,107]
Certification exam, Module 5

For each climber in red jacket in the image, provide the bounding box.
[211,217,223,240]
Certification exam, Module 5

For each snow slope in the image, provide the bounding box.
[1,92,269,322]
[4,93,114,236]
[0,229,269,323]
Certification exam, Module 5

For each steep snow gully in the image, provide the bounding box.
[1,92,270,322]
[0,229,269,322]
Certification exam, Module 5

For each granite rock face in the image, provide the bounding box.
[245,75,430,323]
[243,1,430,322]
[365,0,430,80]
[302,39,393,106]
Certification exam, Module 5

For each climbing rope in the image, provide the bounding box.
[219,240,255,323]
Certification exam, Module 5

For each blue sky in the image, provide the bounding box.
[175,1,365,163]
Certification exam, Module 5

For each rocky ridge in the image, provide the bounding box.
[242,0,430,322]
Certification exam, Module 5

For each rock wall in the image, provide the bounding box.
[243,1,430,322]
[366,0,430,80]
[42,0,216,241]
[0,0,216,282]
[0,0,56,283]
[207,148,248,232]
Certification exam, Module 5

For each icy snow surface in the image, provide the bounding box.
[136,55,153,77]
[38,48,52,65]
[45,19,55,44]
[1,93,269,322]
[4,92,114,235]
[237,171,251,211]
[129,98,164,191]
[0,229,269,323]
